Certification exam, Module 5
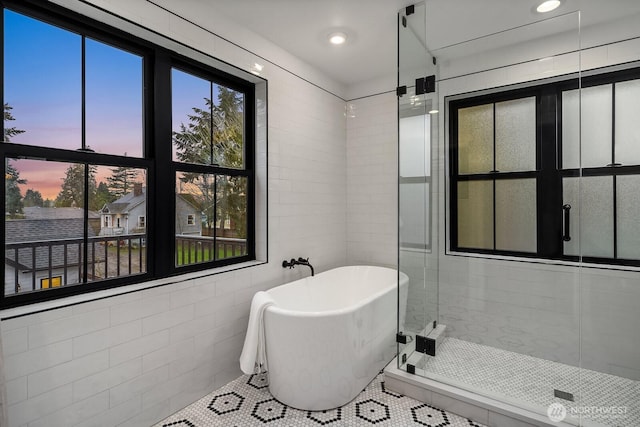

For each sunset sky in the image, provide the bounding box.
[4,9,224,201]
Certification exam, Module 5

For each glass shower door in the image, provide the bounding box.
[575,32,640,426]
[397,2,439,372]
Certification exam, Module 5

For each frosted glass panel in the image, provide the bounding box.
[615,79,640,166]
[496,97,536,172]
[400,182,429,248]
[617,175,640,260]
[457,180,493,249]
[564,176,613,258]
[562,85,612,169]
[400,115,430,177]
[458,104,493,174]
[495,179,537,252]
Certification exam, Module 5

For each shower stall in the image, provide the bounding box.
[391,2,640,426]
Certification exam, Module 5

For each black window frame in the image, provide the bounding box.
[1,0,257,308]
[449,66,640,268]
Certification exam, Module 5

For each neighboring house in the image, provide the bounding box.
[99,183,202,237]
[5,207,102,295]
[175,193,203,236]
[100,183,146,236]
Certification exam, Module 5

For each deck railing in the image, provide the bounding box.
[5,234,247,294]
[175,235,247,266]
[5,234,146,294]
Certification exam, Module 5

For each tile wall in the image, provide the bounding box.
[0,0,362,425]
[435,34,640,379]
[346,93,398,267]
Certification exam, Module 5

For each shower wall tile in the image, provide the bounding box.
[1,1,349,426]
[436,42,640,381]
[346,92,398,268]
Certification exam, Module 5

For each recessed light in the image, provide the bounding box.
[536,0,561,13]
[328,32,347,45]
[428,109,439,115]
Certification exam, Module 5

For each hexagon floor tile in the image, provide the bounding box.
[155,371,485,427]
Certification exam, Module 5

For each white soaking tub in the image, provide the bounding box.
[264,265,409,410]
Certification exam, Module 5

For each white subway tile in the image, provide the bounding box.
[110,293,171,326]
[116,398,172,427]
[2,327,28,356]
[27,350,109,398]
[142,337,194,373]
[109,365,169,407]
[27,391,109,427]
[6,377,27,405]
[109,330,170,367]
[72,357,142,402]
[5,340,73,381]
[28,308,110,349]
[141,304,195,336]
[73,396,141,427]
[8,384,73,426]
[73,320,142,358]
[141,370,193,411]
[1,307,73,332]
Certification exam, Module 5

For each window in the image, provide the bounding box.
[2,1,257,308]
[399,112,432,251]
[172,67,251,268]
[41,276,62,289]
[449,68,640,266]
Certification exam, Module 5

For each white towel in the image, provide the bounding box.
[239,291,275,374]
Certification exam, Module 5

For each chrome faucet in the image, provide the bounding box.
[282,257,314,276]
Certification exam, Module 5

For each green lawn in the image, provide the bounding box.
[175,246,245,266]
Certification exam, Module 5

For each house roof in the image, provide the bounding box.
[5,218,103,271]
[6,218,99,243]
[176,193,201,211]
[23,206,100,220]
[102,189,145,214]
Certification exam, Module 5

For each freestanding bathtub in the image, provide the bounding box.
[264,265,409,410]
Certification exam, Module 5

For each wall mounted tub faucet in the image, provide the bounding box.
[282,257,314,276]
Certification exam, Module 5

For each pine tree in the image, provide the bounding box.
[173,87,246,238]
[55,164,98,209]
[23,189,44,207]
[94,181,115,209]
[4,103,24,142]
[4,104,26,217]
[107,165,139,198]
[5,160,26,217]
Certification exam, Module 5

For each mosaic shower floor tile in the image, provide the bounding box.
[155,371,486,427]
[410,337,639,427]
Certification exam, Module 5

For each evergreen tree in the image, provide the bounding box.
[107,163,140,198]
[94,181,115,209]
[4,103,24,142]
[4,104,26,217]
[173,87,246,237]
[23,189,44,207]
[5,160,26,217]
[55,164,98,209]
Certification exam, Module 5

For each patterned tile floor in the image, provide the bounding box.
[409,337,639,427]
[155,371,487,427]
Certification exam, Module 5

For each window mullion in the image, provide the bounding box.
[153,52,174,278]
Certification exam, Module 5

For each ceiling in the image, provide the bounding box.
[156,0,640,88]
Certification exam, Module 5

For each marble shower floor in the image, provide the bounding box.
[407,337,639,427]
[155,370,487,427]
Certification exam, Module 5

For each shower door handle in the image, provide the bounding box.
[562,204,571,242]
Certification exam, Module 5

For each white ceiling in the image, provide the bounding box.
[160,0,640,88]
